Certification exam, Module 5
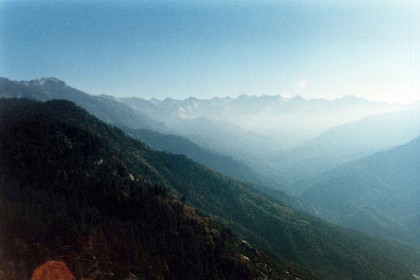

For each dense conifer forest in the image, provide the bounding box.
[1,98,419,279]
[0,98,315,279]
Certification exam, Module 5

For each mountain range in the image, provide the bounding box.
[1,77,420,279]
[0,98,317,280]
[270,106,420,187]
[120,93,407,148]
[0,77,287,189]
[0,77,163,130]
[3,77,417,191]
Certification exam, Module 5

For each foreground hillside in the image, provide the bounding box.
[0,98,314,280]
[1,99,419,280]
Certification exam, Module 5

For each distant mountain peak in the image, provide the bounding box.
[185,96,199,101]
[337,95,372,103]
[41,77,63,83]
[291,94,304,99]
[24,77,66,87]
[289,95,306,102]
[210,96,232,101]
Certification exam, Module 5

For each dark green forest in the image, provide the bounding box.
[0,98,315,279]
[0,98,419,279]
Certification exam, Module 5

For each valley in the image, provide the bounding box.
[2,2,420,279]
[1,78,419,279]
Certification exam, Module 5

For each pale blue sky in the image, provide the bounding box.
[1,0,419,103]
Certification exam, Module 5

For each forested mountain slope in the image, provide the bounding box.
[0,77,289,193]
[300,136,420,247]
[0,98,315,280]
[1,99,419,280]
[123,127,289,194]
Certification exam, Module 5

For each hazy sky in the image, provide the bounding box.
[1,0,419,103]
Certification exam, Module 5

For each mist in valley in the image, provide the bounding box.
[1,1,420,279]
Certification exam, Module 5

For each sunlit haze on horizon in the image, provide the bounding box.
[1,0,419,104]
